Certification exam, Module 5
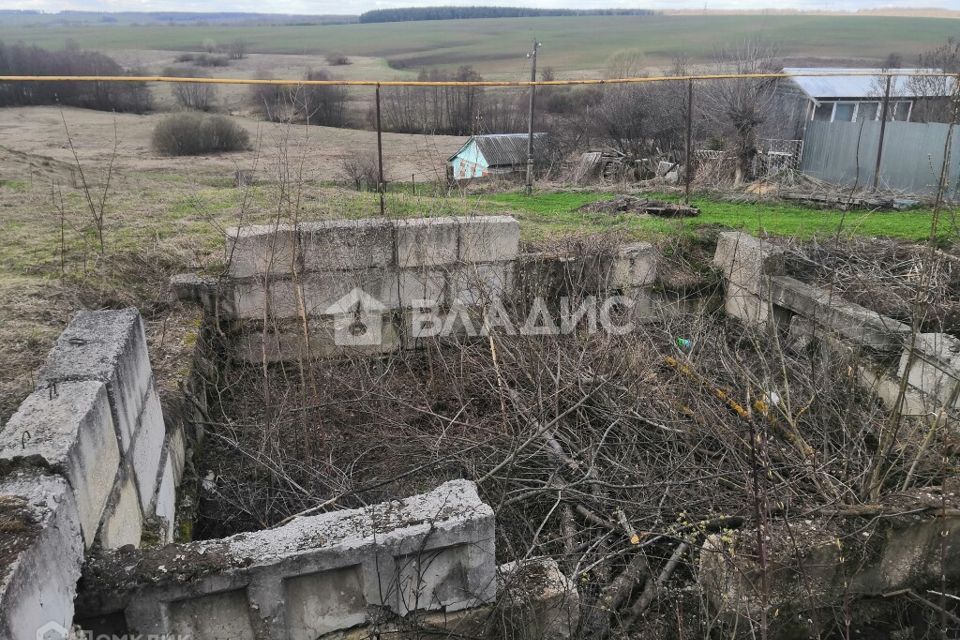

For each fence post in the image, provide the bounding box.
[872,74,892,191]
[525,39,540,196]
[684,78,694,204]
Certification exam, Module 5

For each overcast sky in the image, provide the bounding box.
[6,0,960,15]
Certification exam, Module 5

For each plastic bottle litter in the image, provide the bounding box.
[676,337,692,351]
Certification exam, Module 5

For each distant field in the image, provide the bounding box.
[1,14,957,77]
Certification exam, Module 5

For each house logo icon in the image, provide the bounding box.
[324,288,388,346]
[36,622,69,640]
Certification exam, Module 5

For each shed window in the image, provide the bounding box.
[833,103,856,122]
[813,102,833,121]
[856,102,879,121]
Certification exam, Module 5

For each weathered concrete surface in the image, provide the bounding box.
[301,219,394,272]
[38,309,153,454]
[458,216,521,263]
[768,276,910,351]
[236,313,402,363]
[97,470,143,550]
[700,490,960,637]
[608,242,658,290]
[226,224,299,278]
[396,217,461,267]
[315,557,579,640]
[713,232,786,326]
[0,471,84,640]
[76,480,496,639]
[0,381,118,548]
[899,332,960,408]
[713,232,785,292]
[126,385,166,513]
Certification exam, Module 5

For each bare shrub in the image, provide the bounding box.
[247,71,291,121]
[163,68,217,112]
[193,53,229,68]
[295,69,349,127]
[227,40,248,60]
[152,113,250,156]
[325,52,350,66]
[340,151,379,190]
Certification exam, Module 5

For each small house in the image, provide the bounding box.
[448,133,546,180]
[774,68,952,137]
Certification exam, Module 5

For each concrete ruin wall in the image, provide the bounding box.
[714,231,959,417]
[75,480,497,639]
[0,309,184,638]
[173,215,659,363]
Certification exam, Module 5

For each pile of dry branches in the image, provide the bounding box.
[188,284,952,635]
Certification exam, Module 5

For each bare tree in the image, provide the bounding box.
[595,53,687,163]
[909,37,960,123]
[700,39,782,184]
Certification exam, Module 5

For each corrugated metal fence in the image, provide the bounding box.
[801,121,960,197]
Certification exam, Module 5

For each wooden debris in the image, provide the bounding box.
[578,195,700,217]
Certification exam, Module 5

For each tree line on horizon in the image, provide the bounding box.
[358,6,657,23]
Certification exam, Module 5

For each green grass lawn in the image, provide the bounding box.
[1,14,954,76]
[484,190,959,243]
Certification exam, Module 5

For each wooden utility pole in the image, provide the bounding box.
[684,78,694,204]
[375,83,385,216]
[872,74,892,192]
[525,39,540,196]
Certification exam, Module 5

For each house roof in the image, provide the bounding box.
[782,68,950,100]
[449,133,546,166]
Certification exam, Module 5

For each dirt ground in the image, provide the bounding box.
[0,106,464,184]
[0,104,470,422]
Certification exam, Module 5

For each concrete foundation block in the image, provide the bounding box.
[226,224,299,278]
[77,480,496,638]
[38,308,153,454]
[450,262,513,306]
[284,565,368,639]
[724,283,772,326]
[232,278,301,320]
[128,386,166,514]
[608,242,657,289]
[459,216,520,263]
[396,218,460,267]
[168,589,256,640]
[166,423,188,488]
[0,381,119,548]
[235,313,402,363]
[399,268,448,307]
[713,231,784,293]
[899,332,960,407]
[767,276,909,351]
[153,454,176,543]
[498,557,580,640]
[0,471,84,640]
[97,471,143,550]
[303,270,400,316]
[301,219,394,272]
